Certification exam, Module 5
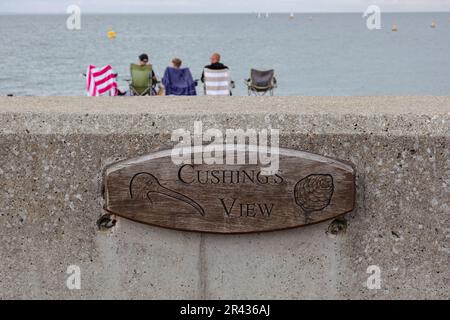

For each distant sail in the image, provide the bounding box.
[289,12,295,19]
[265,12,269,18]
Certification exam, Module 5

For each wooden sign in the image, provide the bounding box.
[104,145,355,234]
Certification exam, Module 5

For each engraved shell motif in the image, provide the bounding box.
[294,174,334,212]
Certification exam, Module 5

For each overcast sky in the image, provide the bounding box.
[1,0,449,13]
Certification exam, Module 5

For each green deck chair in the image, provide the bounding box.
[128,64,153,96]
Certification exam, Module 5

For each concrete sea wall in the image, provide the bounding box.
[0,97,449,299]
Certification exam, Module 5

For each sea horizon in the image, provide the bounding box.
[1,11,450,15]
[1,12,449,96]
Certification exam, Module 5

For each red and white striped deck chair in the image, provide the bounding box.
[86,65,118,96]
[203,68,232,96]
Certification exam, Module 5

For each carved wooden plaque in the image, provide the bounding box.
[104,145,355,234]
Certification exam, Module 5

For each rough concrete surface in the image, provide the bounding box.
[0,96,449,299]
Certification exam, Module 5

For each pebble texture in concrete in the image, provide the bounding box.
[0,97,449,299]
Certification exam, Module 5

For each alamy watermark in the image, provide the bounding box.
[363,5,381,30]
[66,265,81,290]
[366,265,382,290]
[171,121,280,175]
[66,5,81,30]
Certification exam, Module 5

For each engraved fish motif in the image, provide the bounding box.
[294,174,334,217]
[129,172,205,216]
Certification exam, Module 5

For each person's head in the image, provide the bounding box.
[172,58,182,69]
[139,53,149,66]
[210,53,221,64]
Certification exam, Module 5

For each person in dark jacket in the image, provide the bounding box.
[200,53,228,83]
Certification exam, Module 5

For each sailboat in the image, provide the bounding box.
[289,12,295,20]
[265,12,269,18]
[257,12,261,19]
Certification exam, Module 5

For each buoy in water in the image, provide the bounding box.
[431,21,436,28]
[107,30,116,39]
[392,24,398,32]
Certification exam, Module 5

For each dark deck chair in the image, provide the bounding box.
[245,69,277,96]
[127,64,154,96]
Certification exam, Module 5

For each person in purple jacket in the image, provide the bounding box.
[162,58,197,96]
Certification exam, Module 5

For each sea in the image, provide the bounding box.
[0,13,449,96]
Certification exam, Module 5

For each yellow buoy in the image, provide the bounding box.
[392,24,398,32]
[431,21,436,28]
[107,30,116,39]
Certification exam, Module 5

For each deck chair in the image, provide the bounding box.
[85,65,119,96]
[162,67,197,96]
[245,69,277,96]
[127,64,154,96]
[203,68,233,96]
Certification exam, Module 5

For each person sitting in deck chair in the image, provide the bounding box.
[139,53,158,85]
[162,58,197,96]
[126,53,159,96]
[201,53,234,96]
